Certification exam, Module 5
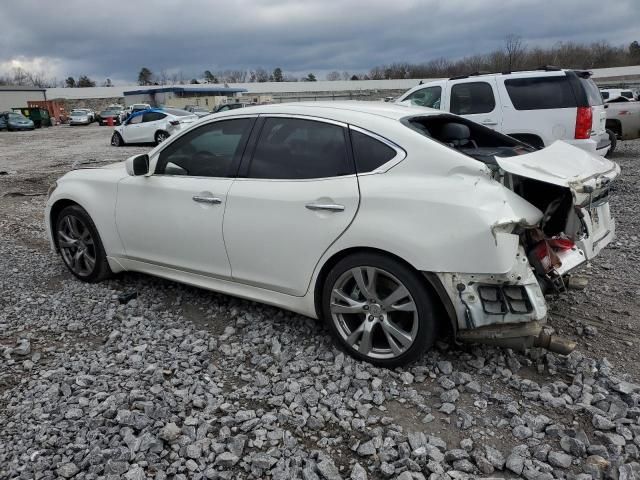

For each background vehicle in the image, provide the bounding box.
[69,109,92,125]
[110,107,198,146]
[11,107,52,128]
[396,68,610,156]
[605,96,640,153]
[0,111,35,130]
[98,107,124,125]
[123,103,151,118]
[184,105,211,117]
[47,102,618,366]
[601,88,636,101]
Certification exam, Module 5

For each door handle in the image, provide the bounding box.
[481,120,498,126]
[192,195,222,205]
[305,203,345,212]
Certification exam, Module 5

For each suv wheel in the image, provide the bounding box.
[322,252,437,367]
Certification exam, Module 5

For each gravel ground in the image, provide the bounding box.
[1,125,640,480]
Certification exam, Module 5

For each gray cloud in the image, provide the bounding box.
[0,0,637,83]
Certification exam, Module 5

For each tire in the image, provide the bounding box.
[605,129,617,157]
[321,252,437,367]
[111,132,124,146]
[54,205,112,283]
[155,130,169,145]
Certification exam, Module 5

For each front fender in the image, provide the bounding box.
[46,169,126,258]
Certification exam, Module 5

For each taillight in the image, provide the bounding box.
[169,120,180,126]
[575,106,592,139]
[548,237,575,251]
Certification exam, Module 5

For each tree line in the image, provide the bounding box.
[1,37,639,88]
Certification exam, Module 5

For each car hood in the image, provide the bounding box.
[495,141,620,193]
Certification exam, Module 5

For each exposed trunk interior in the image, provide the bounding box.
[406,114,589,288]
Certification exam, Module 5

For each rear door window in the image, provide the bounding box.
[505,76,577,110]
[248,117,351,179]
[350,130,398,173]
[450,82,495,115]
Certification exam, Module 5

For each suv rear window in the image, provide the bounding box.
[579,78,603,106]
[505,76,577,110]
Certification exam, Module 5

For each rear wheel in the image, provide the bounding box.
[322,253,437,367]
[155,130,169,145]
[111,132,124,146]
[605,129,617,157]
[55,205,112,283]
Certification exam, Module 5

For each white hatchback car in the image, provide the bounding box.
[111,108,198,146]
[46,102,619,366]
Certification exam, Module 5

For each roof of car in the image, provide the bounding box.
[211,101,436,122]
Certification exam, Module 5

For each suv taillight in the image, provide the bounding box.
[575,106,592,139]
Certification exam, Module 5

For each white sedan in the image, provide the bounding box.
[46,102,619,366]
[111,108,198,146]
[69,110,92,125]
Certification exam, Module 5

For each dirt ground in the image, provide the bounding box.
[1,123,639,375]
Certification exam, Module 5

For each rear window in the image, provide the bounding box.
[579,78,603,106]
[505,76,577,110]
[351,130,397,173]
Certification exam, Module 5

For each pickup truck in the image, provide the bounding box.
[605,97,640,154]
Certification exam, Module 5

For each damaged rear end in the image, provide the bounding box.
[408,115,619,353]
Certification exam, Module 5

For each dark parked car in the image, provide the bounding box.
[98,108,124,125]
[0,111,35,131]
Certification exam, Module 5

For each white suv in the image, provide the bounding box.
[396,69,610,156]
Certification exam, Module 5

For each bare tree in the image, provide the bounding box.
[504,34,526,71]
[326,71,341,81]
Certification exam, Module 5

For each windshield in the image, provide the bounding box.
[580,78,603,106]
[71,111,86,115]
[8,113,26,120]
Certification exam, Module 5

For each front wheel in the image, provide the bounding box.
[111,132,124,146]
[322,253,437,367]
[55,205,112,282]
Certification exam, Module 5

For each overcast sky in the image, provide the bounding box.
[0,0,637,84]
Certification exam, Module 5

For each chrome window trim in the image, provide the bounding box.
[257,113,348,128]
[349,125,407,175]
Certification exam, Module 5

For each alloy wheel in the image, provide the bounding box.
[57,214,97,276]
[330,266,419,360]
[156,132,168,143]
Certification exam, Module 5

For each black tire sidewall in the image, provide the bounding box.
[321,252,437,367]
[111,132,122,146]
[55,205,111,283]
[155,131,168,145]
[606,129,617,157]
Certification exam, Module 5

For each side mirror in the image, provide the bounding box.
[125,154,150,176]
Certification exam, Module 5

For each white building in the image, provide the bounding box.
[0,86,47,112]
